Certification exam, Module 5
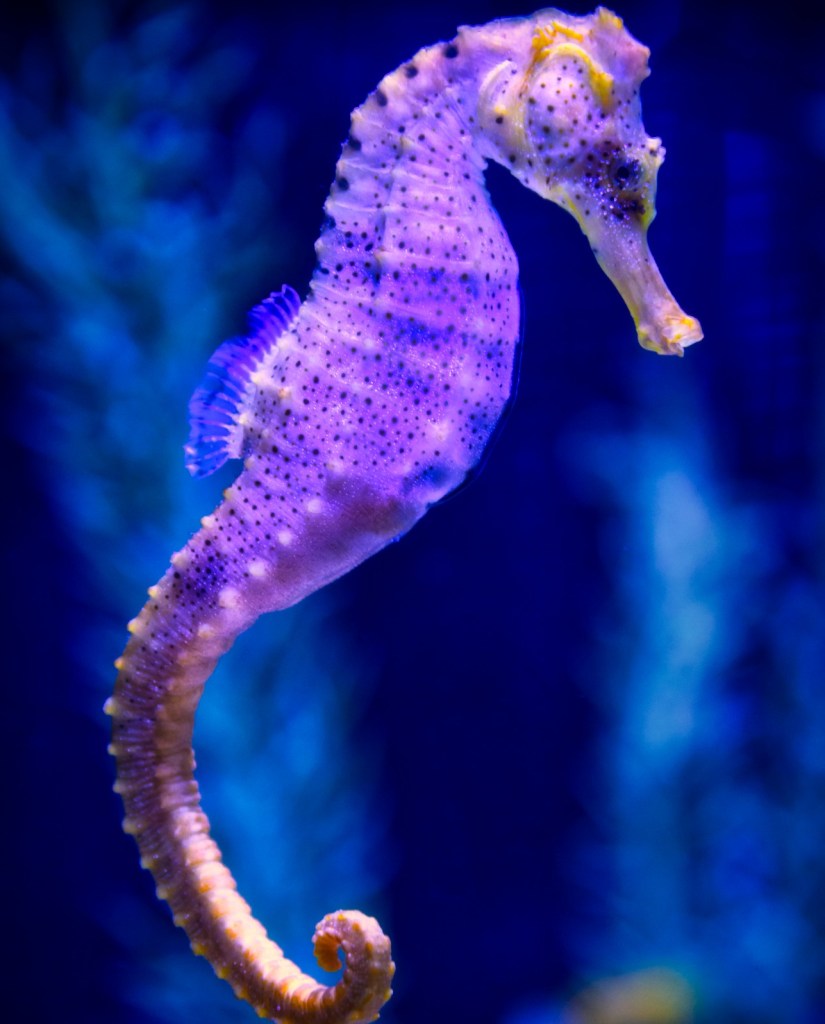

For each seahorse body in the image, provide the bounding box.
[108,8,702,1023]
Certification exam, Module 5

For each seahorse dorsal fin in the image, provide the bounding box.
[185,285,301,478]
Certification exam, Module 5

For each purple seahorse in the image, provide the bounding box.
[107,8,701,1023]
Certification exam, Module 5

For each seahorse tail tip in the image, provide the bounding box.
[311,910,394,1023]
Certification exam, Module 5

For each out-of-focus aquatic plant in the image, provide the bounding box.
[1,1,283,578]
[1,3,386,1020]
[566,377,825,1022]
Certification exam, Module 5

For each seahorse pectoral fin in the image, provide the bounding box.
[186,285,301,477]
[578,207,702,357]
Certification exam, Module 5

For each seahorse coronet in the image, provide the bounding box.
[111,7,701,1023]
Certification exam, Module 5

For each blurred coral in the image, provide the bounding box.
[568,967,693,1024]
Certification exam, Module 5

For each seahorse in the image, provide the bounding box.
[106,7,702,1024]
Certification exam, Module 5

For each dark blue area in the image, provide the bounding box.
[3,1,825,1022]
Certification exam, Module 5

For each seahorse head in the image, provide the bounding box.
[474,7,701,355]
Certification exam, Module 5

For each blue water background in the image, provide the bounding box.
[2,1,823,1022]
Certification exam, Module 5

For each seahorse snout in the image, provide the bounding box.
[637,310,703,357]
[575,201,702,356]
[606,236,702,356]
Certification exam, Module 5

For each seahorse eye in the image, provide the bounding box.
[609,157,643,192]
